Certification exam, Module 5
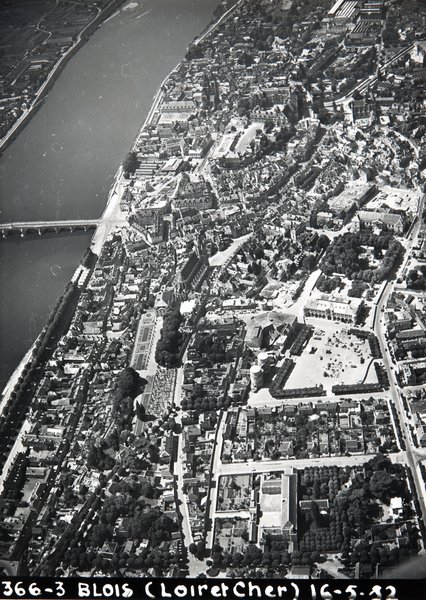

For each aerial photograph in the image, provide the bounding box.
[0,0,426,590]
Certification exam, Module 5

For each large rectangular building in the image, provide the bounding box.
[354,210,404,234]
[259,471,298,546]
[304,296,362,324]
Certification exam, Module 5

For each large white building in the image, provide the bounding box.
[258,471,298,546]
[304,296,362,324]
[353,210,404,234]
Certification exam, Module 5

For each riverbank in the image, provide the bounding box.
[0,49,177,403]
[1,0,221,391]
[0,279,81,462]
[0,0,125,155]
[0,0,231,401]
[0,343,35,410]
[91,1,243,246]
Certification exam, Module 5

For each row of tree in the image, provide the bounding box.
[55,468,181,575]
[111,366,141,431]
[155,305,184,368]
[0,282,80,469]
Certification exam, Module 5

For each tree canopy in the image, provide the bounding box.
[155,305,183,368]
[122,151,139,177]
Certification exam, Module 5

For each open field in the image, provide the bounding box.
[286,322,378,393]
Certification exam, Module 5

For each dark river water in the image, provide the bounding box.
[0,0,218,392]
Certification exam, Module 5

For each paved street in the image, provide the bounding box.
[0,0,113,151]
[209,233,253,268]
[202,191,426,547]
[206,410,226,550]
[284,268,322,319]
[217,453,382,477]
[373,193,426,531]
[249,390,388,408]
[2,0,425,578]
[324,43,417,110]
[172,351,204,576]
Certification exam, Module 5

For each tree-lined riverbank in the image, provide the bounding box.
[0,0,219,392]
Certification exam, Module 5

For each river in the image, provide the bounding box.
[0,0,219,392]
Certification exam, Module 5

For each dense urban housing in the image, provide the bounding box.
[0,0,426,582]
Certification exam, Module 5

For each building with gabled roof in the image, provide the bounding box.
[354,210,404,234]
[179,252,209,291]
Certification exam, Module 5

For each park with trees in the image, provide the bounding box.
[321,231,403,283]
[298,456,419,572]
[316,274,344,294]
[209,456,419,578]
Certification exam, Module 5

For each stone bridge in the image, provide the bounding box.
[0,219,99,237]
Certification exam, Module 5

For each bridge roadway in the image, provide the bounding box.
[0,219,99,237]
